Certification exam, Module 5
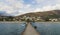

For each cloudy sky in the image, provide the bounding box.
[0,0,60,16]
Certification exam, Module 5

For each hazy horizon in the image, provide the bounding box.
[0,0,60,16]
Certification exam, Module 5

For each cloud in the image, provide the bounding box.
[33,4,60,12]
[0,0,25,16]
[35,0,45,3]
[0,0,60,16]
[32,0,60,12]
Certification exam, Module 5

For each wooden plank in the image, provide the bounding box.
[22,23,40,35]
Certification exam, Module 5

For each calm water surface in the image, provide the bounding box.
[0,22,26,35]
[0,22,60,35]
[31,22,60,35]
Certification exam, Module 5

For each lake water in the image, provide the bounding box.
[31,22,60,35]
[0,22,26,35]
[0,22,60,35]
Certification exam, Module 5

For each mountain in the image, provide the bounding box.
[17,10,60,18]
[0,10,60,21]
[0,10,60,17]
[0,10,60,18]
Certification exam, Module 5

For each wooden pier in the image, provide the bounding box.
[22,23,40,35]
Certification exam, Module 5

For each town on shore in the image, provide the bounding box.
[0,15,60,22]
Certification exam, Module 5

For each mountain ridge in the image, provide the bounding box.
[17,10,60,17]
[0,10,60,21]
[0,10,60,17]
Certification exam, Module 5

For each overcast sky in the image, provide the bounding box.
[0,0,60,16]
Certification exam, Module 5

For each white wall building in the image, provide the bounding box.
[49,18,58,22]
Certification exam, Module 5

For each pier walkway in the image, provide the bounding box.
[22,23,40,35]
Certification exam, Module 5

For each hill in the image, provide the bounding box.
[17,10,60,18]
[0,10,60,21]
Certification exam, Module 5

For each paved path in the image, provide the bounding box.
[22,23,40,35]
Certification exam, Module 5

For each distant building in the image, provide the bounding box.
[49,18,58,22]
[25,17,32,21]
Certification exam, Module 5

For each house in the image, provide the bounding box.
[49,18,58,22]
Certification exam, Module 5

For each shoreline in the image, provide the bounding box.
[0,21,25,23]
[0,21,60,22]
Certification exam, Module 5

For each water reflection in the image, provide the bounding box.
[0,22,26,35]
[31,22,60,35]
